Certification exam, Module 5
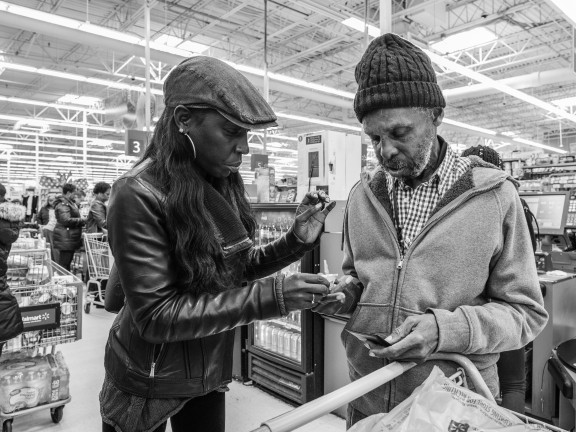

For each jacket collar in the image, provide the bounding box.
[362,147,514,221]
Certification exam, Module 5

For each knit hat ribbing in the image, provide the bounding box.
[354,33,445,122]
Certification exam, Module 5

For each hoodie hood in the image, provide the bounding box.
[54,194,73,207]
[0,201,26,222]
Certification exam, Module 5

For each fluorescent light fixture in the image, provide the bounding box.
[55,156,75,162]
[552,96,576,108]
[341,17,380,38]
[430,27,497,54]
[512,137,566,154]
[58,94,101,106]
[267,71,355,99]
[0,144,13,150]
[442,118,496,135]
[546,0,576,27]
[13,119,50,133]
[277,113,362,132]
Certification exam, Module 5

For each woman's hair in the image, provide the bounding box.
[461,145,503,169]
[138,106,256,294]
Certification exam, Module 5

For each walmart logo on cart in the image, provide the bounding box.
[22,312,50,323]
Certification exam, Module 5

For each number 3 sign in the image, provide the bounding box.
[125,130,150,157]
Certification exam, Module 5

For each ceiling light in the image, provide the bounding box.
[552,96,576,108]
[430,27,497,54]
[58,94,101,106]
[341,17,380,38]
[441,118,496,135]
[13,119,50,133]
[512,137,566,154]
[545,0,576,27]
[277,113,362,132]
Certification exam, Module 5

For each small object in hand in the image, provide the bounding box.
[347,330,392,349]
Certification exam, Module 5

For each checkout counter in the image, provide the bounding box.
[319,194,576,423]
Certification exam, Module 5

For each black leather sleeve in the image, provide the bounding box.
[108,177,282,344]
[243,229,317,282]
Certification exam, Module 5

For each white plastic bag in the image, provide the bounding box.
[349,366,548,432]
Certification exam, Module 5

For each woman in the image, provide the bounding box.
[36,193,58,261]
[53,183,86,271]
[100,56,336,432]
[86,182,111,234]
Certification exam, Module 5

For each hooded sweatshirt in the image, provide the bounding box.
[341,157,548,416]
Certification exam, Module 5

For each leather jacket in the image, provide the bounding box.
[53,196,84,251]
[104,161,315,398]
[86,199,107,233]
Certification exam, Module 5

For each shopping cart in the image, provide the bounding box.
[1,249,83,432]
[82,232,110,313]
[250,353,567,432]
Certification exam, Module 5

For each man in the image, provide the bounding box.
[317,34,548,427]
[86,181,111,234]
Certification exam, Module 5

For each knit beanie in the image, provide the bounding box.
[354,33,446,122]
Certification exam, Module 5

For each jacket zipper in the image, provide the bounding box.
[149,343,165,378]
[381,180,504,412]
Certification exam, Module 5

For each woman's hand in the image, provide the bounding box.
[282,273,330,312]
[293,191,336,244]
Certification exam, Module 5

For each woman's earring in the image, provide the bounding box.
[179,127,184,133]
[184,133,197,161]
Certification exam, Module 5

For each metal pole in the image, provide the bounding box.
[144,0,152,132]
[263,0,269,154]
[380,0,392,35]
[83,111,88,179]
[35,135,39,185]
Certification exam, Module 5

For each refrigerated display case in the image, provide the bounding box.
[246,203,324,405]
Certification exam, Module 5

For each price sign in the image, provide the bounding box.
[20,303,61,331]
[125,130,150,157]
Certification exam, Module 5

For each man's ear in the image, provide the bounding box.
[173,105,194,132]
[432,108,444,127]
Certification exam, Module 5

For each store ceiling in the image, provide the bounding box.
[0,0,574,186]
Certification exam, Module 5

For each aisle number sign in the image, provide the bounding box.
[125,130,150,157]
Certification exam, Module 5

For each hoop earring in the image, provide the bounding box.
[183,133,197,161]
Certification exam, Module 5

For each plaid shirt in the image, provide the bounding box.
[386,144,472,254]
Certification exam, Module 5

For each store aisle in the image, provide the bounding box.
[9,307,345,432]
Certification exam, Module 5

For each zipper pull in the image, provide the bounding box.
[150,362,155,378]
[397,260,403,270]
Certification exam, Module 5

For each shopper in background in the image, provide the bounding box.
[36,193,58,262]
[86,182,110,234]
[0,182,26,356]
[100,56,336,432]
[461,144,530,414]
[53,183,86,271]
[315,33,548,427]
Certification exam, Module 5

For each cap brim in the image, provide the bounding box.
[217,110,278,130]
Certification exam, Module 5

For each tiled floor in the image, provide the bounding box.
[6,307,345,432]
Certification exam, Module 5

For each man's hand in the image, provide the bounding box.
[293,191,336,244]
[368,314,439,363]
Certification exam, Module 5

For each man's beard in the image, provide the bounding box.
[380,133,434,180]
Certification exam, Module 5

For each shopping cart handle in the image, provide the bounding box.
[250,353,495,432]
[250,361,417,432]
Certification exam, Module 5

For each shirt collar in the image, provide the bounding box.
[386,136,453,193]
